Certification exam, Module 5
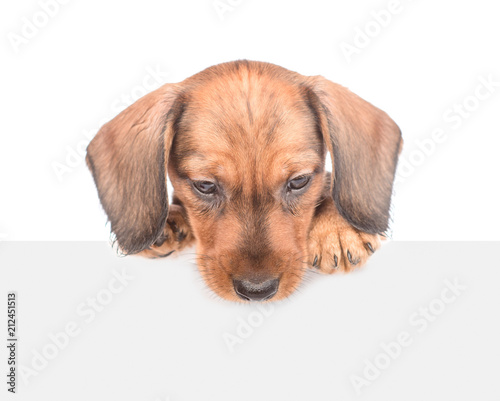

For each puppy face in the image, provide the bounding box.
[168,74,325,300]
[86,61,401,302]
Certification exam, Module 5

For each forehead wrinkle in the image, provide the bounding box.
[180,151,239,178]
[187,68,308,139]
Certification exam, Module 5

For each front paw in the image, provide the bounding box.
[137,204,194,259]
[308,200,381,274]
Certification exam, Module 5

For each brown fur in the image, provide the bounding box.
[86,60,402,302]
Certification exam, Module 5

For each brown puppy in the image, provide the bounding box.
[86,60,402,302]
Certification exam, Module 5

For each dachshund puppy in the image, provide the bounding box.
[86,60,402,302]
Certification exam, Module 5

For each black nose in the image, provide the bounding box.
[233,278,280,301]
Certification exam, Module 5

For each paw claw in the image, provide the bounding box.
[313,255,319,268]
[347,250,359,265]
[157,250,175,258]
[333,254,338,268]
[168,219,179,234]
[154,236,166,247]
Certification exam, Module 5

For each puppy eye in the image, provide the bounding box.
[287,175,311,191]
[193,180,217,195]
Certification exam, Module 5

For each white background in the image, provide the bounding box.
[1,1,500,400]
[2,242,499,400]
[1,0,499,241]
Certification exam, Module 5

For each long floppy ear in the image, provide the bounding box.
[304,76,402,234]
[86,84,182,254]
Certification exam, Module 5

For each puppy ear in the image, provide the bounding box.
[304,76,402,234]
[86,84,182,254]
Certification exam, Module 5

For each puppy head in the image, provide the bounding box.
[87,60,401,302]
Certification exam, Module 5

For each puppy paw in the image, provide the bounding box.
[136,204,195,259]
[308,199,381,274]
